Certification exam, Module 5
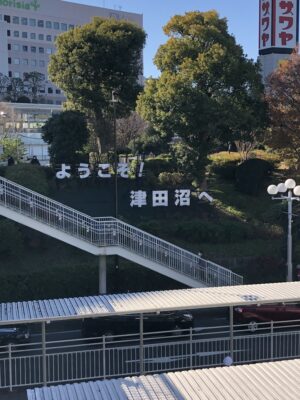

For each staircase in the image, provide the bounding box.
[0,177,243,288]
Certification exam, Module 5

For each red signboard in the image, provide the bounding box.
[259,0,299,54]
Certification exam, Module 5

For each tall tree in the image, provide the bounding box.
[137,11,266,175]
[48,17,146,153]
[265,52,300,169]
[6,78,25,102]
[116,112,147,152]
[0,74,9,98]
[42,110,89,165]
[24,71,45,103]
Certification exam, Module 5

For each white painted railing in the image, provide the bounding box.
[0,176,243,287]
[0,322,299,390]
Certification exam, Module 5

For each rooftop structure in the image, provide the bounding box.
[1,281,300,325]
[27,358,300,400]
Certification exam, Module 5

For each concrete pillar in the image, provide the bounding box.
[99,255,107,294]
[42,321,47,386]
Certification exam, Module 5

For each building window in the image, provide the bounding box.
[31,46,36,53]
[39,88,45,93]
[37,19,44,28]
[39,60,45,67]
[46,100,53,104]
[13,31,19,37]
[7,30,11,37]
[53,22,59,30]
[4,15,11,23]
[55,89,61,94]
[30,32,36,40]
[7,44,11,50]
[39,47,44,54]
[38,34,44,41]
[46,21,52,29]
[31,59,37,67]
[56,100,62,105]
[12,16,19,24]
[61,23,67,31]
[8,71,12,77]
[13,44,20,51]
[22,45,28,52]
[21,17,28,26]
[8,57,11,64]
[22,59,28,65]
[46,48,52,55]
[14,58,20,65]
[48,87,53,94]
[22,31,28,39]
[29,18,36,27]
[14,72,20,78]
[69,24,74,30]
[46,35,51,42]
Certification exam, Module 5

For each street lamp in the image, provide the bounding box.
[267,179,300,282]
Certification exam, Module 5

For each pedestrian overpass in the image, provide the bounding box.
[0,176,243,290]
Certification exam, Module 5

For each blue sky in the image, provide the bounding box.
[69,0,259,77]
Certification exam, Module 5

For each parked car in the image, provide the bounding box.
[0,325,30,346]
[82,311,194,339]
[234,303,300,332]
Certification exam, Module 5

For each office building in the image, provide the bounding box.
[0,0,143,104]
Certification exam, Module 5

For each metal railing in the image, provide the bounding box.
[0,321,300,390]
[0,176,243,287]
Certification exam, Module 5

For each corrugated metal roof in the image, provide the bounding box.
[1,281,300,325]
[26,358,300,400]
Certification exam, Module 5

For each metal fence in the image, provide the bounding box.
[1,322,300,390]
[0,176,243,287]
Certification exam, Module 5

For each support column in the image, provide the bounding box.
[99,255,107,294]
[139,313,144,375]
[229,306,234,362]
[42,321,47,386]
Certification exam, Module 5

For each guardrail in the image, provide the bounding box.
[0,321,299,390]
[0,176,243,287]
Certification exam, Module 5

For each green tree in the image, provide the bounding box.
[137,11,266,176]
[265,52,300,169]
[48,17,146,153]
[0,137,25,163]
[24,71,45,103]
[42,110,89,165]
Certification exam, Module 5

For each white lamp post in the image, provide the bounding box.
[267,179,300,282]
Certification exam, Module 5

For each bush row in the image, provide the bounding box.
[139,219,273,244]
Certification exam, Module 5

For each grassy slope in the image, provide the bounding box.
[0,151,296,300]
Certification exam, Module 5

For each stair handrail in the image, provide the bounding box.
[0,176,243,286]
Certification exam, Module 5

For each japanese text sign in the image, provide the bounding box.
[259,0,273,49]
[259,0,299,53]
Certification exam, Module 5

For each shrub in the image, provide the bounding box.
[209,162,237,180]
[158,172,189,188]
[235,158,274,195]
[5,163,49,195]
[208,152,240,180]
[145,157,174,177]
